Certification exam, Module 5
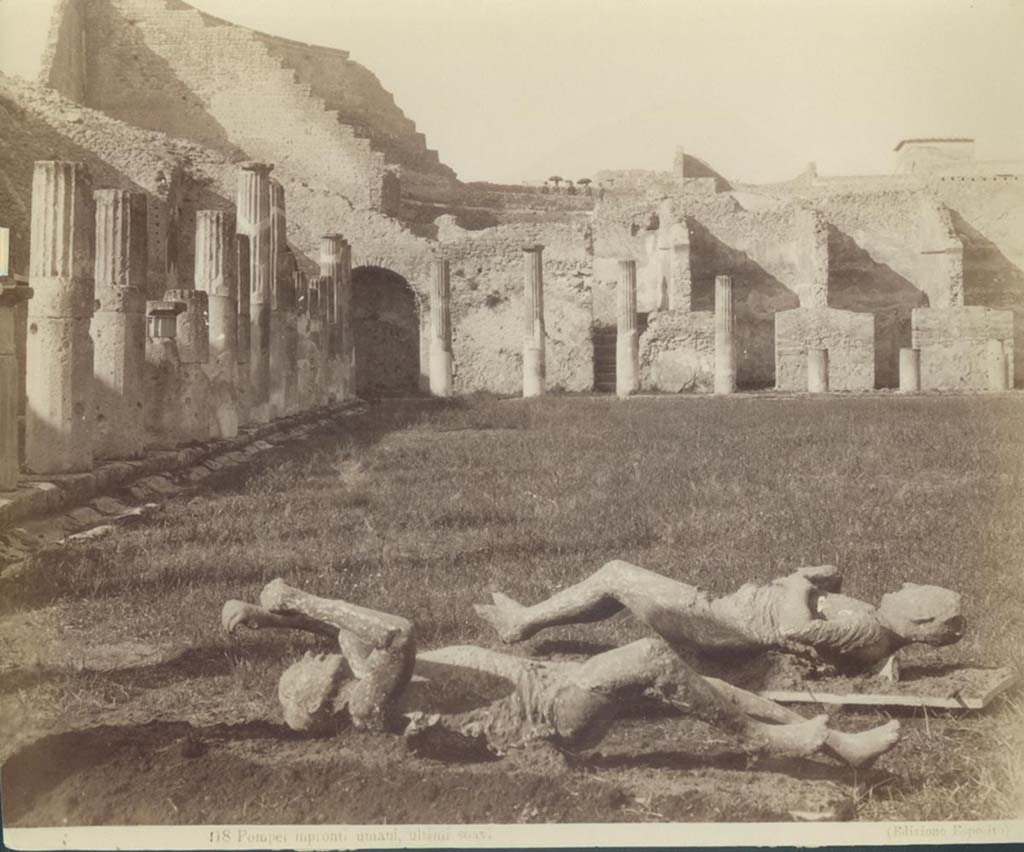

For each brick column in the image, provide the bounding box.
[714,274,737,395]
[0,235,32,489]
[522,244,546,398]
[195,210,238,437]
[237,162,273,422]
[899,347,920,393]
[93,189,147,459]
[429,258,453,397]
[25,161,96,474]
[616,259,639,398]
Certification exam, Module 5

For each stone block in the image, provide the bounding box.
[639,310,714,393]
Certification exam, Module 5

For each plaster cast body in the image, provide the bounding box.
[223,579,901,767]
[475,563,965,672]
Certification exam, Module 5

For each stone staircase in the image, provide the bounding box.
[109,0,390,206]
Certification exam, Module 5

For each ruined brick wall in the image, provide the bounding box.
[434,219,594,394]
[912,306,1015,390]
[775,307,875,391]
[639,310,714,392]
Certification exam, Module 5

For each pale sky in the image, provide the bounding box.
[5,0,1023,184]
[184,0,1024,185]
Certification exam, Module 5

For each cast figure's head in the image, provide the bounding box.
[878,583,965,645]
[278,652,351,733]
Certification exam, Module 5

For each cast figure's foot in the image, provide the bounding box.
[221,600,267,633]
[474,592,528,644]
[752,714,830,758]
[828,719,901,768]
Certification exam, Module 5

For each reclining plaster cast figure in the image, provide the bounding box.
[221,579,901,768]
[474,563,965,674]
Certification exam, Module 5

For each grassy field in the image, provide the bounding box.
[2,394,1023,824]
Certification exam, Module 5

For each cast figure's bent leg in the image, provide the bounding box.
[225,579,416,732]
[474,560,708,645]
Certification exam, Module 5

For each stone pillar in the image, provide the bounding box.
[25,161,96,474]
[429,258,453,397]
[319,235,344,401]
[616,259,639,398]
[268,180,291,418]
[144,299,185,448]
[237,162,273,422]
[807,348,829,393]
[195,210,238,438]
[339,238,355,398]
[522,244,545,398]
[899,347,921,393]
[418,309,431,394]
[93,189,147,460]
[714,274,737,395]
[988,340,1008,391]
[0,271,32,490]
[167,288,212,441]
[235,234,250,379]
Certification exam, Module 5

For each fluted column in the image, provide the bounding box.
[714,274,737,395]
[93,189,147,459]
[195,210,238,437]
[0,231,32,489]
[616,259,639,398]
[237,162,273,422]
[807,348,829,393]
[429,258,453,397]
[167,288,211,441]
[319,235,345,401]
[339,238,355,398]
[25,161,96,474]
[268,180,289,418]
[522,244,546,398]
[899,347,920,393]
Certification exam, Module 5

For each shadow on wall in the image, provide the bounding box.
[84,0,244,158]
[687,220,798,388]
[952,212,1024,385]
[352,266,421,398]
[825,225,927,388]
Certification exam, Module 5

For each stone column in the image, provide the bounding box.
[807,348,829,393]
[268,180,290,418]
[319,235,344,401]
[166,288,211,441]
[522,244,546,398]
[418,309,431,394]
[0,276,32,490]
[616,259,639,398]
[25,161,96,474]
[339,238,355,398]
[237,162,273,422]
[988,340,1008,391]
[714,274,737,395]
[899,347,920,393]
[144,299,185,448]
[195,210,238,437]
[429,258,453,397]
[235,234,250,380]
[93,189,147,460]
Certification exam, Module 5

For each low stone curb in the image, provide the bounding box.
[0,401,366,576]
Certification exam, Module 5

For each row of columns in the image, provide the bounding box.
[1,159,358,485]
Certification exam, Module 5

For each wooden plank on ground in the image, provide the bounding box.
[758,667,1018,710]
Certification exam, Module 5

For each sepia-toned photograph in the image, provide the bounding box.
[0,0,1022,848]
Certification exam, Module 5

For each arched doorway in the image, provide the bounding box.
[351,266,421,397]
